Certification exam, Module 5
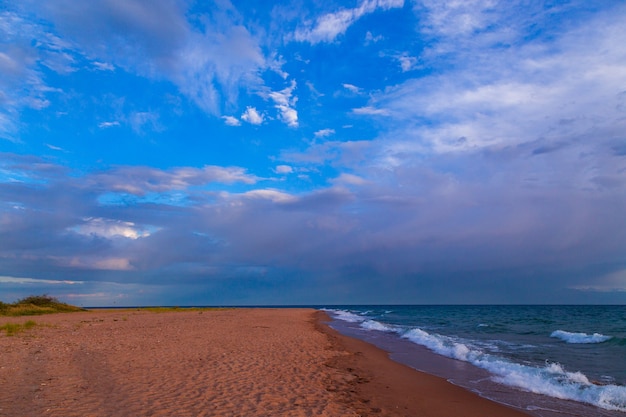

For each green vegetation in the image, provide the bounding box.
[0,320,37,336]
[0,295,85,317]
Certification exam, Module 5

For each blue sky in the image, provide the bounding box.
[1,0,625,306]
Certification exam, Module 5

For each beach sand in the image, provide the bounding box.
[0,309,530,416]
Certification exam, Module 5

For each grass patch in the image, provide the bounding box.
[0,320,37,336]
[0,295,85,317]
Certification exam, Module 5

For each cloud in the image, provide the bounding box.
[295,0,404,44]
[0,11,69,139]
[2,2,625,305]
[98,121,120,128]
[178,24,266,115]
[70,217,155,240]
[314,128,335,138]
[93,165,259,196]
[222,115,241,126]
[268,80,298,127]
[274,165,293,174]
[332,173,368,186]
[419,0,499,38]
[241,106,264,125]
[342,83,363,94]
[0,276,84,285]
[397,54,417,72]
[240,189,297,203]
[92,61,114,71]
[281,140,374,167]
[45,143,66,152]
[1,146,625,304]
[129,111,162,134]
[360,2,626,156]
[10,0,268,119]
[365,31,384,44]
[352,106,391,116]
[67,256,135,271]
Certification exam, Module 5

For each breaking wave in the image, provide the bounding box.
[330,310,626,412]
[550,330,613,344]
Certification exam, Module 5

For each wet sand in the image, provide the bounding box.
[0,309,530,416]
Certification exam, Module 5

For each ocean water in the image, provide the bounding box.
[323,305,626,417]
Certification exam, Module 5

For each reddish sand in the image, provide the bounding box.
[0,309,530,416]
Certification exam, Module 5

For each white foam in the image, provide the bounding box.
[402,328,478,362]
[402,327,626,411]
[489,361,626,412]
[328,310,626,411]
[360,319,396,332]
[328,309,367,323]
[550,330,612,344]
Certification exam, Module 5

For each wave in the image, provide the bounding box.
[550,330,613,344]
[329,310,626,412]
[325,309,367,323]
[361,319,398,332]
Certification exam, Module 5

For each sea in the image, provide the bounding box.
[322,305,626,417]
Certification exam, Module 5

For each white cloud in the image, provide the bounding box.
[342,83,363,94]
[241,106,264,125]
[352,106,391,116]
[275,165,294,174]
[306,81,324,99]
[18,1,267,119]
[179,25,266,115]
[93,165,259,196]
[397,54,417,72]
[419,0,499,37]
[281,139,374,167]
[0,11,68,138]
[241,189,297,203]
[362,3,626,155]
[129,111,162,134]
[92,61,114,71]
[267,53,289,79]
[365,31,384,44]
[332,173,368,186]
[269,80,298,127]
[71,217,154,240]
[98,121,120,128]
[222,115,241,126]
[278,106,298,128]
[295,0,404,44]
[0,276,84,285]
[314,128,335,138]
[45,143,65,151]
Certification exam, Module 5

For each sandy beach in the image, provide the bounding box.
[0,309,530,416]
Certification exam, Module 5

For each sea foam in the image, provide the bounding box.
[550,330,613,344]
[361,319,397,332]
[402,328,626,411]
[330,310,626,412]
[329,310,366,323]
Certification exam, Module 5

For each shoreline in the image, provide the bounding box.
[314,310,532,416]
[1,308,531,416]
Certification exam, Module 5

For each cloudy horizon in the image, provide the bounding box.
[1,0,625,306]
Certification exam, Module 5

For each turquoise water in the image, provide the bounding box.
[325,305,626,416]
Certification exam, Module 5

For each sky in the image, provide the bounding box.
[1,0,625,306]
